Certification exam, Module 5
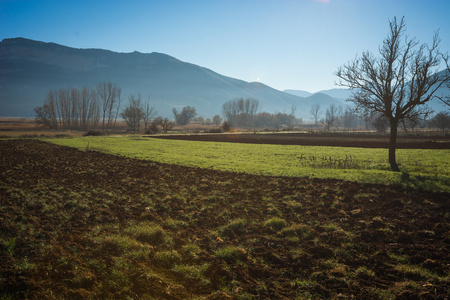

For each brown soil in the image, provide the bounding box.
[150,132,450,149]
[0,140,449,299]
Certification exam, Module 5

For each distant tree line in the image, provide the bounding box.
[34,82,121,130]
[35,82,448,134]
[222,98,260,128]
[191,115,223,126]
[120,93,177,133]
[309,104,368,131]
[310,103,450,132]
[222,98,301,130]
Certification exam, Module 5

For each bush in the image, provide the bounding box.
[84,130,107,136]
[208,128,223,133]
[222,121,231,132]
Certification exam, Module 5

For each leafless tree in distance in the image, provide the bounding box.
[120,94,144,133]
[143,97,157,133]
[172,106,197,125]
[310,104,322,125]
[324,104,341,130]
[97,82,121,130]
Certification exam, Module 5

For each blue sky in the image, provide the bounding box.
[1,0,450,93]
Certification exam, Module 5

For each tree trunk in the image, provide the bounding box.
[389,119,400,172]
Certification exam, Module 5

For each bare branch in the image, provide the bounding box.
[335,17,450,171]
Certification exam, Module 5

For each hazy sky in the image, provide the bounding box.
[1,0,450,93]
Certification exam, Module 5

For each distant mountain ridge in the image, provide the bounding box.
[284,88,351,101]
[0,38,302,119]
[1,38,447,120]
[285,82,449,113]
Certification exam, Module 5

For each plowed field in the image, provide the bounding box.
[1,139,449,299]
[151,132,450,149]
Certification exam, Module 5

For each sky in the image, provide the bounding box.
[1,0,450,93]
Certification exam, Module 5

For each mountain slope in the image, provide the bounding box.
[304,93,345,107]
[0,38,310,119]
[283,89,313,98]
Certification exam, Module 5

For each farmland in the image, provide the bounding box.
[47,135,450,192]
[0,138,449,299]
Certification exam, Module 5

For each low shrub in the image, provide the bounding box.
[84,130,107,136]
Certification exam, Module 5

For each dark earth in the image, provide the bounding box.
[151,132,450,149]
[0,137,449,299]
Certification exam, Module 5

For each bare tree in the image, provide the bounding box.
[372,113,389,133]
[34,105,56,129]
[97,82,121,130]
[145,116,174,134]
[143,97,157,133]
[246,98,260,128]
[89,91,100,128]
[336,17,450,171]
[79,87,89,130]
[310,104,322,125]
[212,115,222,126]
[58,88,71,130]
[70,88,80,129]
[437,60,450,106]
[35,86,103,131]
[148,116,163,134]
[342,106,359,129]
[172,106,197,125]
[289,106,297,128]
[161,118,175,133]
[222,100,239,127]
[324,104,340,130]
[78,86,100,130]
[430,111,450,131]
[400,112,424,132]
[120,94,144,133]
[222,98,260,128]
[35,90,59,129]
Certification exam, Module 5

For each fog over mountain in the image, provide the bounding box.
[1,38,447,120]
[0,38,335,120]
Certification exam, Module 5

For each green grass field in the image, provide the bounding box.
[46,136,450,192]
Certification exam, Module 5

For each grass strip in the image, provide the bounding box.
[45,136,450,192]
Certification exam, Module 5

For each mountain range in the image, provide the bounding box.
[0,38,348,120]
[0,38,447,120]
